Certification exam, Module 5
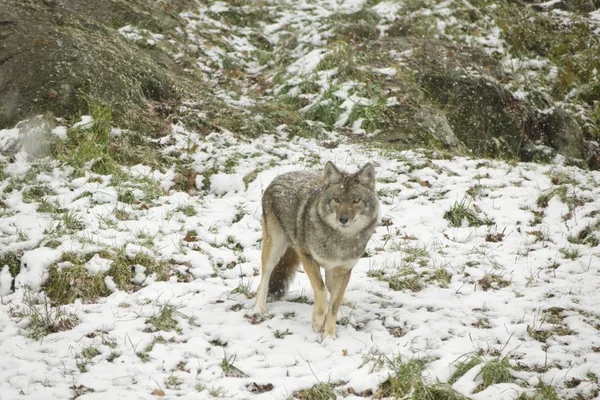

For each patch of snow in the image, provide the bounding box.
[109,128,122,137]
[335,95,373,127]
[104,276,117,292]
[91,187,118,205]
[0,267,12,296]
[118,25,143,42]
[513,88,528,99]
[372,1,402,21]
[386,97,400,107]
[375,67,397,76]
[15,248,62,291]
[208,1,230,13]
[476,27,505,54]
[51,126,68,140]
[71,115,94,130]
[0,128,20,152]
[536,0,563,7]
[287,49,327,76]
[336,0,368,14]
[210,173,245,196]
[85,254,113,274]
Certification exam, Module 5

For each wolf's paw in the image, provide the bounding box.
[252,304,267,315]
[323,317,338,339]
[322,329,337,340]
[312,313,326,333]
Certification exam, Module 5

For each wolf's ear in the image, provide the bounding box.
[356,163,375,190]
[323,161,342,184]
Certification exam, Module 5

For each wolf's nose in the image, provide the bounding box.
[339,216,348,224]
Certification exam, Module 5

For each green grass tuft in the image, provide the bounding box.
[16,293,79,340]
[533,381,559,400]
[474,357,514,392]
[22,185,55,203]
[81,346,101,359]
[444,199,492,227]
[43,249,169,305]
[377,356,468,399]
[559,246,580,260]
[221,352,248,378]
[0,251,22,278]
[36,199,64,214]
[165,374,183,389]
[388,269,423,292]
[515,381,560,400]
[568,219,600,247]
[428,268,453,288]
[52,105,121,177]
[45,255,109,305]
[294,382,338,400]
[449,353,483,384]
[107,249,169,290]
[145,304,181,333]
[176,204,197,217]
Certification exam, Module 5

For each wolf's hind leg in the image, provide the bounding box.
[325,269,355,308]
[254,216,290,314]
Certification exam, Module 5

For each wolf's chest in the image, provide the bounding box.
[312,252,357,270]
[309,235,367,270]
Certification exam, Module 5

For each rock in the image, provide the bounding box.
[415,108,463,149]
[585,141,600,170]
[0,0,193,132]
[519,142,557,164]
[538,108,586,160]
[419,70,534,158]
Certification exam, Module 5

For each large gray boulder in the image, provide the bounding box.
[0,0,194,132]
[538,108,586,159]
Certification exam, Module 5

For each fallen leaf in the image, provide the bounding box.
[485,232,505,242]
[246,382,274,393]
[70,385,95,398]
[183,231,197,242]
[380,217,393,227]
[348,387,373,397]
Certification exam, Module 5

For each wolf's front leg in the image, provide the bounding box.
[299,253,327,333]
[323,267,352,339]
[326,269,355,308]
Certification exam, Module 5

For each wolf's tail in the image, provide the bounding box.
[268,247,299,297]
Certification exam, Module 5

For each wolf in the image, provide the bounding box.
[254,161,380,339]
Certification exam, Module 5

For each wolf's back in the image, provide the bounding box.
[262,170,321,244]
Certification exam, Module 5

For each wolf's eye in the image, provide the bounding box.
[352,198,361,204]
[332,197,340,203]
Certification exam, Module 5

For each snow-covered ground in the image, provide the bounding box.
[2,0,600,399]
[1,120,600,399]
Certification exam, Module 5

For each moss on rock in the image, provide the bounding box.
[419,70,533,158]
[0,0,194,133]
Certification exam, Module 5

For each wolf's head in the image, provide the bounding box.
[318,161,379,233]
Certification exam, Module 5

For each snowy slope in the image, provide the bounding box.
[1,121,600,399]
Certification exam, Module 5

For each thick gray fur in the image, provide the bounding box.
[262,165,379,267]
